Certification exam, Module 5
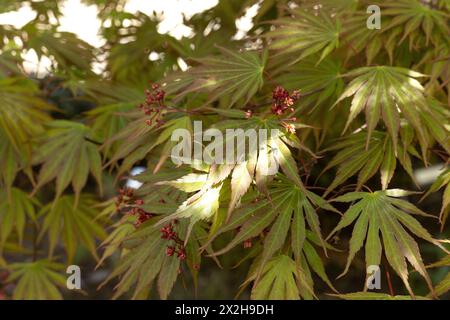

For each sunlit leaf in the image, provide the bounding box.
[335,66,441,158]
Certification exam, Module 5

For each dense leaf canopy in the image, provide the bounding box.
[0,0,449,300]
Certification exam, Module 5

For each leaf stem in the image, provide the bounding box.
[383,258,395,296]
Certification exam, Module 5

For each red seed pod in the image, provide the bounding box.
[272,86,289,101]
[135,199,144,206]
[271,86,300,116]
[166,246,175,257]
[243,239,252,249]
[155,90,165,101]
[177,248,187,260]
[137,212,151,225]
[160,224,176,240]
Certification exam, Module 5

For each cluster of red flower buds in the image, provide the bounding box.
[139,83,166,128]
[160,223,177,240]
[115,187,134,209]
[271,86,300,115]
[282,121,297,134]
[115,188,152,227]
[132,205,152,227]
[160,222,186,261]
[235,226,253,249]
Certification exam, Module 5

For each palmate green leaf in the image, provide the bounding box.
[335,66,447,158]
[266,8,340,66]
[32,120,103,202]
[97,215,137,267]
[422,168,450,230]
[0,77,52,189]
[256,194,295,278]
[209,176,334,260]
[274,55,344,111]
[329,189,447,297]
[322,130,420,194]
[83,82,147,157]
[250,255,301,300]
[0,188,39,245]
[164,46,266,108]
[340,11,385,58]
[381,0,450,47]
[38,194,107,262]
[105,115,192,177]
[25,30,96,72]
[86,102,136,157]
[7,259,66,300]
[242,235,334,300]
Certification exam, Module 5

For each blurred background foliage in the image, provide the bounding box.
[0,0,448,300]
